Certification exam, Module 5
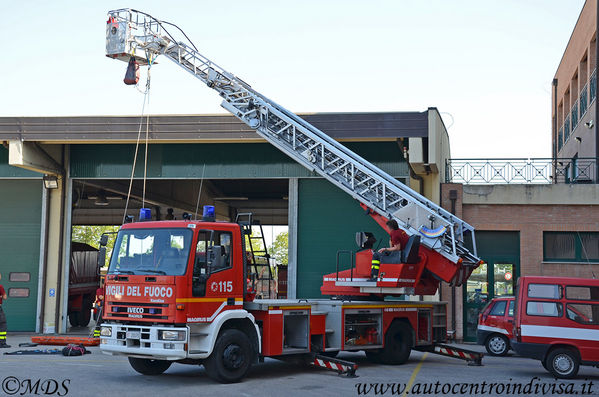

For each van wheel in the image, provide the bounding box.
[204,329,252,383]
[128,358,172,375]
[545,348,579,379]
[485,334,509,356]
[376,322,412,365]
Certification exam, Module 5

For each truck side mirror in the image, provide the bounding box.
[98,246,107,270]
[208,245,223,272]
[99,234,109,246]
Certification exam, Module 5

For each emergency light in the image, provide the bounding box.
[139,208,152,221]
[203,205,215,221]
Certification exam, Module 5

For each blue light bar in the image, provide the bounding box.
[203,205,215,219]
[139,208,152,221]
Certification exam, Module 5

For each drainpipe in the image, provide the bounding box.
[397,139,424,195]
[596,2,599,182]
[552,78,558,183]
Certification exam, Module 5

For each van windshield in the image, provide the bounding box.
[108,228,193,276]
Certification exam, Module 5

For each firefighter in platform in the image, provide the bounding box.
[0,272,10,348]
[370,220,409,281]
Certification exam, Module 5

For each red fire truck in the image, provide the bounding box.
[100,9,484,383]
[512,276,599,379]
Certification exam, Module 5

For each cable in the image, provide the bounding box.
[194,164,206,220]
[122,63,152,224]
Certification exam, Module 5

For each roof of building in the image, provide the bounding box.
[0,111,429,143]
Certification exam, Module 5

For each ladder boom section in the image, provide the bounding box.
[106,9,480,268]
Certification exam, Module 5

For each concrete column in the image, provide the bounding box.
[42,178,65,334]
[287,178,298,299]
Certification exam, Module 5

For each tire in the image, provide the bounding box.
[377,322,412,365]
[128,357,172,375]
[545,348,580,379]
[365,350,382,363]
[68,311,80,328]
[485,334,509,356]
[78,298,92,327]
[203,329,253,383]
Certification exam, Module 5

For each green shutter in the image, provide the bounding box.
[0,180,42,331]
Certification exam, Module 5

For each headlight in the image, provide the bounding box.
[159,330,186,341]
[100,327,112,337]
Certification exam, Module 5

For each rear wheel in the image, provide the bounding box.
[204,329,252,383]
[485,334,509,356]
[128,358,172,375]
[78,297,93,327]
[545,348,580,379]
[376,322,412,365]
[68,312,80,328]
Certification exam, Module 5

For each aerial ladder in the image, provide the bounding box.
[105,9,481,296]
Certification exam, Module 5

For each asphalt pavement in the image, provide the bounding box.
[1,333,598,397]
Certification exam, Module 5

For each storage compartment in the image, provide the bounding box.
[283,310,309,353]
[344,308,382,349]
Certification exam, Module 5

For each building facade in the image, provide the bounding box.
[553,0,598,182]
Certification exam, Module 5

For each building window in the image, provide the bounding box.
[543,232,599,262]
[571,101,579,130]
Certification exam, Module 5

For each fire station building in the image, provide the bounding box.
[0,110,448,335]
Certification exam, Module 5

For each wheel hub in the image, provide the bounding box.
[554,354,573,374]
[223,344,244,370]
[489,337,506,353]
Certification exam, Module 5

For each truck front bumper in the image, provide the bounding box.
[100,323,188,360]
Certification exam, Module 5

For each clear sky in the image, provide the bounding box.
[0,1,586,158]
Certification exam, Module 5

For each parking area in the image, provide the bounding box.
[1,334,597,397]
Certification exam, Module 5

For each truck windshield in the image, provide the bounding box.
[108,228,193,276]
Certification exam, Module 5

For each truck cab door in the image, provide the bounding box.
[192,229,234,297]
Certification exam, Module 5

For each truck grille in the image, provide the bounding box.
[107,301,169,320]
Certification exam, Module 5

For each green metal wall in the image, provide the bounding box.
[296,178,407,298]
[0,180,42,331]
[70,143,407,179]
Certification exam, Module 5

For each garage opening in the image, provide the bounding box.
[67,178,289,330]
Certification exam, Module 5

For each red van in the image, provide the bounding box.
[477,296,514,356]
[512,276,599,378]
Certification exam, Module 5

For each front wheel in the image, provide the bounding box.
[128,357,172,375]
[545,348,580,379]
[204,329,253,383]
[485,334,509,356]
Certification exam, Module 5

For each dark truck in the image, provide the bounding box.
[68,242,100,327]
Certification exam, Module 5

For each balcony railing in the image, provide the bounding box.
[558,127,563,151]
[571,100,579,130]
[580,84,588,116]
[591,69,597,102]
[446,158,598,184]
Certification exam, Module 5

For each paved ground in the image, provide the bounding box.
[1,333,598,396]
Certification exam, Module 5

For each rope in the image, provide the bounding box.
[122,57,152,224]
[194,164,207,220]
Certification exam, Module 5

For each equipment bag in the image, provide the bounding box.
[62,344,88,356]
[124,57,140,85]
